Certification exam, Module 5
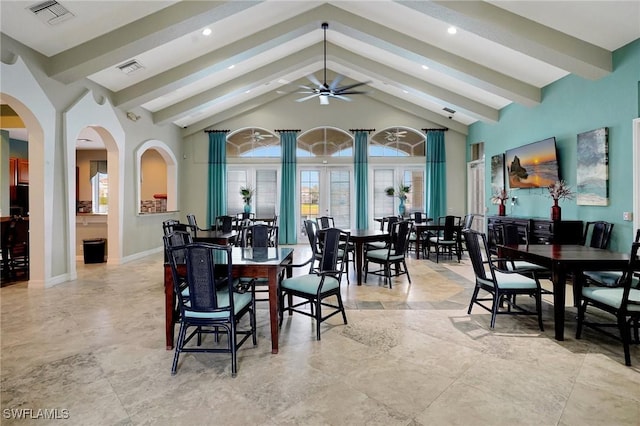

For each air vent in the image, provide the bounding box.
[443,107,456,114]
[117,60,144,75]
[29,1,74,25]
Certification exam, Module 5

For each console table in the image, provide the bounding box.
[487,216,583,247]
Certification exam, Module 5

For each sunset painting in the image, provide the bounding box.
[505,137,560,189]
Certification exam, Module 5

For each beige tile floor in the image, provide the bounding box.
[1,247,638,425]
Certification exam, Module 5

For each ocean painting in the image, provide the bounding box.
[490,154,505,198]
[577,127,608,206]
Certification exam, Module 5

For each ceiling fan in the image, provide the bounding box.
[296,22,370,105]
[385,130,407,142]
[245,130,274,143]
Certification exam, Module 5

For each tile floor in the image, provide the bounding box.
[1,248,638,425]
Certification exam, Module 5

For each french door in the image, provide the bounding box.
[298,166,352,240]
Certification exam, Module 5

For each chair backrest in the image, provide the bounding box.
[234,218,253,247]
[411,212,425,223]
[583,221,614,249]
[389,220,413,256]
[620,242,640,305]
[186,213,198,228]
[317,216,335,230]
[500,223,523,245]
[438,215,459,240]
[463,229,491,282]
[215,215,234,233]
[236,212,255,222]
[162,219,189,236]
[462,214,475,230]
[304,219,321,255]
[380,215,400,232]
[250,224,270,248]
[168,242,235,315]
[163,230,193,263]
[317,228,350,276]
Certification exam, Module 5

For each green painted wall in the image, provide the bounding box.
[468,39,640,252]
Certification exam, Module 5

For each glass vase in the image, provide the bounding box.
[498,202,506,216]
[398,197,406,217]
[551,199,561,221]
[244,203,251,214]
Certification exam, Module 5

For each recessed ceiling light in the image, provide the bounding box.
[402,89,409,94]
[421,65,429,70]
[202,28,212,36]
[447,26,457,35]
[227,64,235,70]
[245,89,251,94]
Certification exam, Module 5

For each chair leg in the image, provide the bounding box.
[490,292,499,329]
[403,260,411,284]
[316,298,322,341]
[618,315,632,366]
[337,293,347,325]
[468,286,480,314]
[535,292,544,331]
[576,300,587,339]
[172,322,187,375]
[230,323,238,377]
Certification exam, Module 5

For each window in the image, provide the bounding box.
[297,128,352,157]
[370,127,425,157]
[255,169,277,218]
[227,128,280,158]
[90,160,108,214]
[227,170,247,215]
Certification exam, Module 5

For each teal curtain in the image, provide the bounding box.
[426,130,446,220]
[354,131,369,229]
[207,132,227,228]
[279,131,298,244]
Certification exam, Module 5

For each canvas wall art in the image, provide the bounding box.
[576,127,609,206]
[490,154,505,199]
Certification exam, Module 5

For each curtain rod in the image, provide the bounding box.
[204,129,230,133]
[349,128,375,133]
[274,129,301,133]
[422,127,448,132]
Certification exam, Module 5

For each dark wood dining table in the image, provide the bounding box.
[342,229,389,285]
[497,244,629,341]
[164,246,294,354]
[193,229,237,245]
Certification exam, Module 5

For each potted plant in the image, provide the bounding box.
[240,185,254,213]
[385,183,411,216]
[547,180,574,220]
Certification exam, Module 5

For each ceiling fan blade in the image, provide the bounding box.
[328,75,345,91]
[336,90,369,95]
[333,95,352,102]
[335,81,370,92]
[306,74,323,87]
[296,93,320,102]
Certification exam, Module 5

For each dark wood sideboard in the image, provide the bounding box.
[487,215,584,247]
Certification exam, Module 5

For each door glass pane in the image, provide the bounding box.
[300,170,319,234]
[373,169,394,218]
[255,169,276,218]
[329,170,350,228]
[227,170,246,215]
[404,169,424,214]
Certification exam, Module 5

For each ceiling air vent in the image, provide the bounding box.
[117,60,144,75]
[29,1,74,25]
[443,107,456,114]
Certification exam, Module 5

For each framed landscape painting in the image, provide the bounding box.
[576,127,609,206]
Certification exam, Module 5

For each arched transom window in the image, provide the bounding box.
[297,127,353,157]
[370,127,425,157]
[227,128,280,157]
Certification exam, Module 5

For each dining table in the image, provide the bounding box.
[497,244,629,341]
[342,229,389,285]
[164,246,294,353]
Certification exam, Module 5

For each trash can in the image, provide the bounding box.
[83,238,106,264]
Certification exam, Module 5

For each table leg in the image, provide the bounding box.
[355,240,365,285]
[267,267,280,354]
[163,264,175,350]
[551,262,566,341]
[415,231,422,259]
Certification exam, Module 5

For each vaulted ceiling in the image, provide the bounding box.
[1,0,639,136]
